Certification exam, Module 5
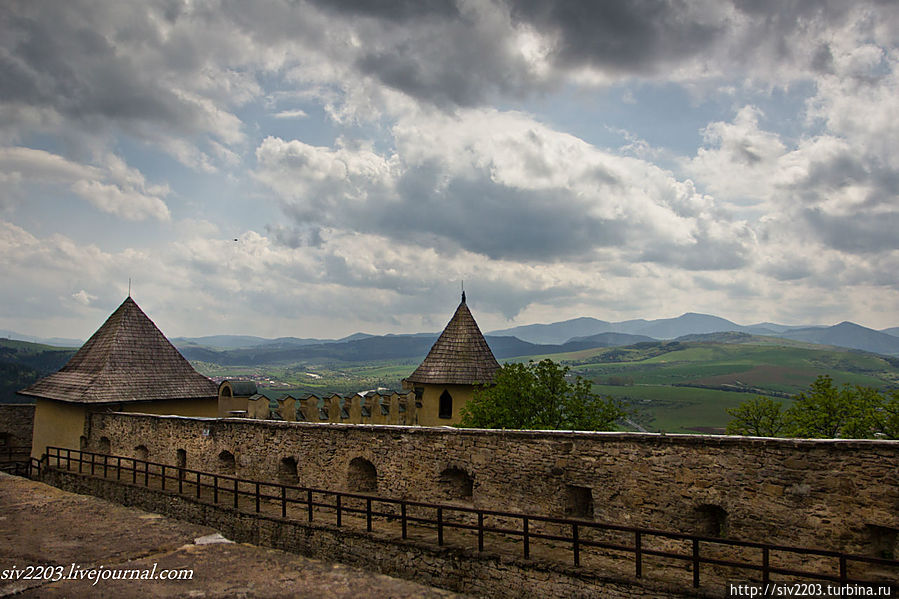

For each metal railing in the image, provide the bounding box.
[44,447,898,590]
[0,445,32,463]
[0,456,41,477]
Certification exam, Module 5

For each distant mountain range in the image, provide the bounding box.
[0,330,83,347]
[170,332,375,350]
[4,312,899,364]
[173,333,628,366]
[487,313,899,355]
[487,313,817,344]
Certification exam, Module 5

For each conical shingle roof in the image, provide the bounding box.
[18,297,217,404]
[405,293,500,385]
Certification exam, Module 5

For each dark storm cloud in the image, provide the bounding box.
[384,169,626,260]
[306,0,460,21]
[510,0,724,74]
[802,209,899,254]
[0,2,202,132]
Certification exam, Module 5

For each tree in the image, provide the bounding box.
[785,375,880,439]
[872,389,899,439]
[725,396,787,437]
[726,375,897,439]
[458,359,625,431]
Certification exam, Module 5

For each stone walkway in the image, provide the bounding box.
[0,473,469,598]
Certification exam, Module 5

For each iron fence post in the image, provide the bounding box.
[523,516,529,559]
[336,494,342,526]
[635,531,642,578]
[401,502,407,539]
[692,538,700,588]
[573,523,580,567]
[478,512,484,552]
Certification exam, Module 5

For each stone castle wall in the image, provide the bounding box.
[82,412,899,556]
[0,403,35,451]
[43,467,699,598]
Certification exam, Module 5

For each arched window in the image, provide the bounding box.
[134,445,149,461]
[439,467,473,500]
[218,450,236,475]
[98,436,111,454]
[347,457,377,492]
[221,386,232,397]
[438,389,453,419]
[278,456,298,485]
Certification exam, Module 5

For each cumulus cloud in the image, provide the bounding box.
[0,147,171,221]
[256,108,752,269]
[2,0,898,337]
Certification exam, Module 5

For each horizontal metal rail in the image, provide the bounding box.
[0,457,41,478]
[0,445,32,463]
[43,447,899,590]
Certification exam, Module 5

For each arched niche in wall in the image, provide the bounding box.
[218,450,236,475]
[134,445,149,461]
[694,503,728,538]
[565,484,594,519]
[439,467,473,500]
[279,456,299,485]
[347,457,377,492]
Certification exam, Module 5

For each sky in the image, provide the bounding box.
[2,0,898,341]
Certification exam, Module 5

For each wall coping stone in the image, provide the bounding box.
[110,411,899,451]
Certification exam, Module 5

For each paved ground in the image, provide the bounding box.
[0,473,469,598]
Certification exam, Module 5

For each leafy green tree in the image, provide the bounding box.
[870,389,899,440]
[725,396,787,437]
[785,375,880,438]
[726,375,898,439]
[458,359,625,431]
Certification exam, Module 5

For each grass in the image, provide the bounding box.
[594,383,793,434]
[189,338,899,434]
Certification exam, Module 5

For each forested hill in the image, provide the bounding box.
[0,339,75,403]
[173,333,649,366]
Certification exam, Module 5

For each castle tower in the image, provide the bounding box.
[19,296,218,458]
[402,292,500,425]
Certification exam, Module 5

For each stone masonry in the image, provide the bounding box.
[0,403,34,451]
[74,412,899,557]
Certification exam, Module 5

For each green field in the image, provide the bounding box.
[515,339,899,434]
[134,336,899,434]
[593,384,792,434]
[192,359,416,397]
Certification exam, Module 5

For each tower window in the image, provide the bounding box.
[439,389,453,419]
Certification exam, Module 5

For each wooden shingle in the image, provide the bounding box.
[405,294,500,385]
[18,297,217,404]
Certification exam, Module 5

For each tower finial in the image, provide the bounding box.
[128,278,131,298]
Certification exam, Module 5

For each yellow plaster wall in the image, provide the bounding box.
[246,397,270,419]
[218,395,249,418]
[277,397,296,422]
[31,399,87,459]
[122,398,218,418]
[298,398,316,421]
[415,384,475,427]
